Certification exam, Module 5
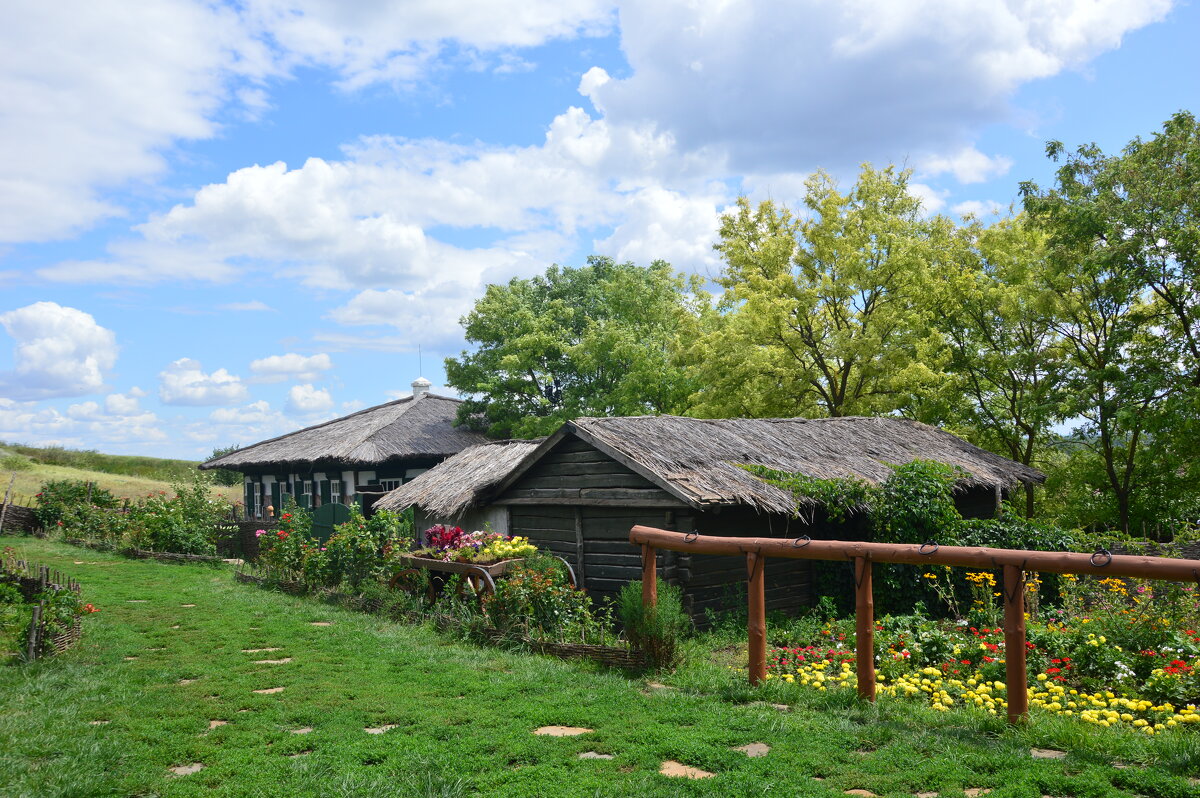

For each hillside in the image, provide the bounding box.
[0,443,240,505]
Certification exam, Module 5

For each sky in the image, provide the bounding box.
[1,0,1197,460]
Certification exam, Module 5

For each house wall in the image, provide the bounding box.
[238,459,439,520]
[490,437,819,622]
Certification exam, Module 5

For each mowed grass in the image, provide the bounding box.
[1,536,1197,798]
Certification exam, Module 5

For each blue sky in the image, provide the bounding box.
[1,0,1197,459]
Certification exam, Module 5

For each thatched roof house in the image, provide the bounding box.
[379,415,1042,518]
[201,381,487,521]
[379,415,1042,618]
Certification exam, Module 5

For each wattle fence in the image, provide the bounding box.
[1,554,83,661]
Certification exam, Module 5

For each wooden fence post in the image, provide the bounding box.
[0,472,14,535]
[26,604,42,661]
[747,550,767,686]
[854,556,876,702]
[1003,564,1029,724]
[641,543,657,608]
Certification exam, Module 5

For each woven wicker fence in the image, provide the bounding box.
[1,555,84,661]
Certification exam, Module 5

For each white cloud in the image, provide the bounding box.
[593,0,1172,172]
[907,183,949,215]
[920,147,1014,184]
[158,358,247,406]
[0,302,118,400]
[952,199,1005,218]
[210,400,278,425]
[0,1,271,243]
[249,352,333,383]
[104,392,142,415]
[287,383,334,413]
[221,300,275,312]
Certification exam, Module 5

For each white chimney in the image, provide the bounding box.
[411,376,432,398]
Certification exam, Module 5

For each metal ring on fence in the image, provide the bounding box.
[1089,548,1112,568]
[684,532,698,544]
[792,535,811,548]
[919,541,939,555]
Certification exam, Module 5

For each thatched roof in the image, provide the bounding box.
[376,439,542,516]
[199,393,488,471]
[377,415,1045,517]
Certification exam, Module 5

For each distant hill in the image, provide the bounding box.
[0,443,240,505]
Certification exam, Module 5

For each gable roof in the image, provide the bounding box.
[376,414,1045,517]
[199,393,489,471]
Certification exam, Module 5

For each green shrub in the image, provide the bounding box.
[33,480,118,530]
[482,554,602,642]
[129,473,228,555]
[617,580,691,669]
[0,453,31,471]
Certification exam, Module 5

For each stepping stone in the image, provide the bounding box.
[180,604,196,608]
[1031,748,1067,759]
[127,600,147,603]
[253,687,285,694]
[291,727,313,735]
[146,647,166,651]
[254,657,292,665]
[73,561,83,564]
[242,647,282,653]
[660,760,714,779]
[533,726,592,737]
[208,720,227,730]
[748,701,789,711]
[123,656,138,661]
[579,752,614,760]
[964,790,991,797]
[179,679,197,685]
[288,749,312,758]
[915,793,938,798]
[647,682,675,690]
[733,742,770,758]
[310,622,332,627]
[844,791,878,797]
[237,709,251,713]
[170,625,180,629]
[364,724,398,734]
[88,720,109,725]
[169,763,204,776]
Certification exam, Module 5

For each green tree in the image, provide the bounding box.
[445,256,706,438]
[207,445,242,487]
[939,215,1067,517]
[687,164,945,419]
[1021,119,1195,533]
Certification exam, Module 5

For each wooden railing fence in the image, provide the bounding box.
[629,525,1200,724]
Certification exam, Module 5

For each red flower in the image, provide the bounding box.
[83,603,98,613]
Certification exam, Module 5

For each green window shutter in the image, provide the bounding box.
[320,480,332,504]
[244,484,254,514]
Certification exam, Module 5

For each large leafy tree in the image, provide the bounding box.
[939,216,1068,517]
[1020,113,1200,533]
[445,256,706,438]
[687,165,945,419]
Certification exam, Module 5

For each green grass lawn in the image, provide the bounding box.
[1,535,1197,798]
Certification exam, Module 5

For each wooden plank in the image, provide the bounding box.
[513,473,656,491]
[496,497,686,508]
[574,507,585,586]
[541,450,621,466]
[510,507,576,522]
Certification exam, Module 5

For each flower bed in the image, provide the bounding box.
[762,573,1200,735]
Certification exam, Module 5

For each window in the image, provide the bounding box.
[253,482,263,520]
[378,479,402,491]
[330,480,342,504]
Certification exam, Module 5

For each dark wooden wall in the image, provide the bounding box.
[498,437,823,622]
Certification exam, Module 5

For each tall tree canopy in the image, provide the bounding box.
[445,256,706,438]
[1021,111,1200,533]
[687,165,945,419]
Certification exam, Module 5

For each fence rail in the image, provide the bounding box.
[628,526,1200,724]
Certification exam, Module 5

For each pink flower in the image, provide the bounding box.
[255,529,266,537]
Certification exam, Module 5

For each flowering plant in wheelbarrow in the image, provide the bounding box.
[415,524,536,564]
